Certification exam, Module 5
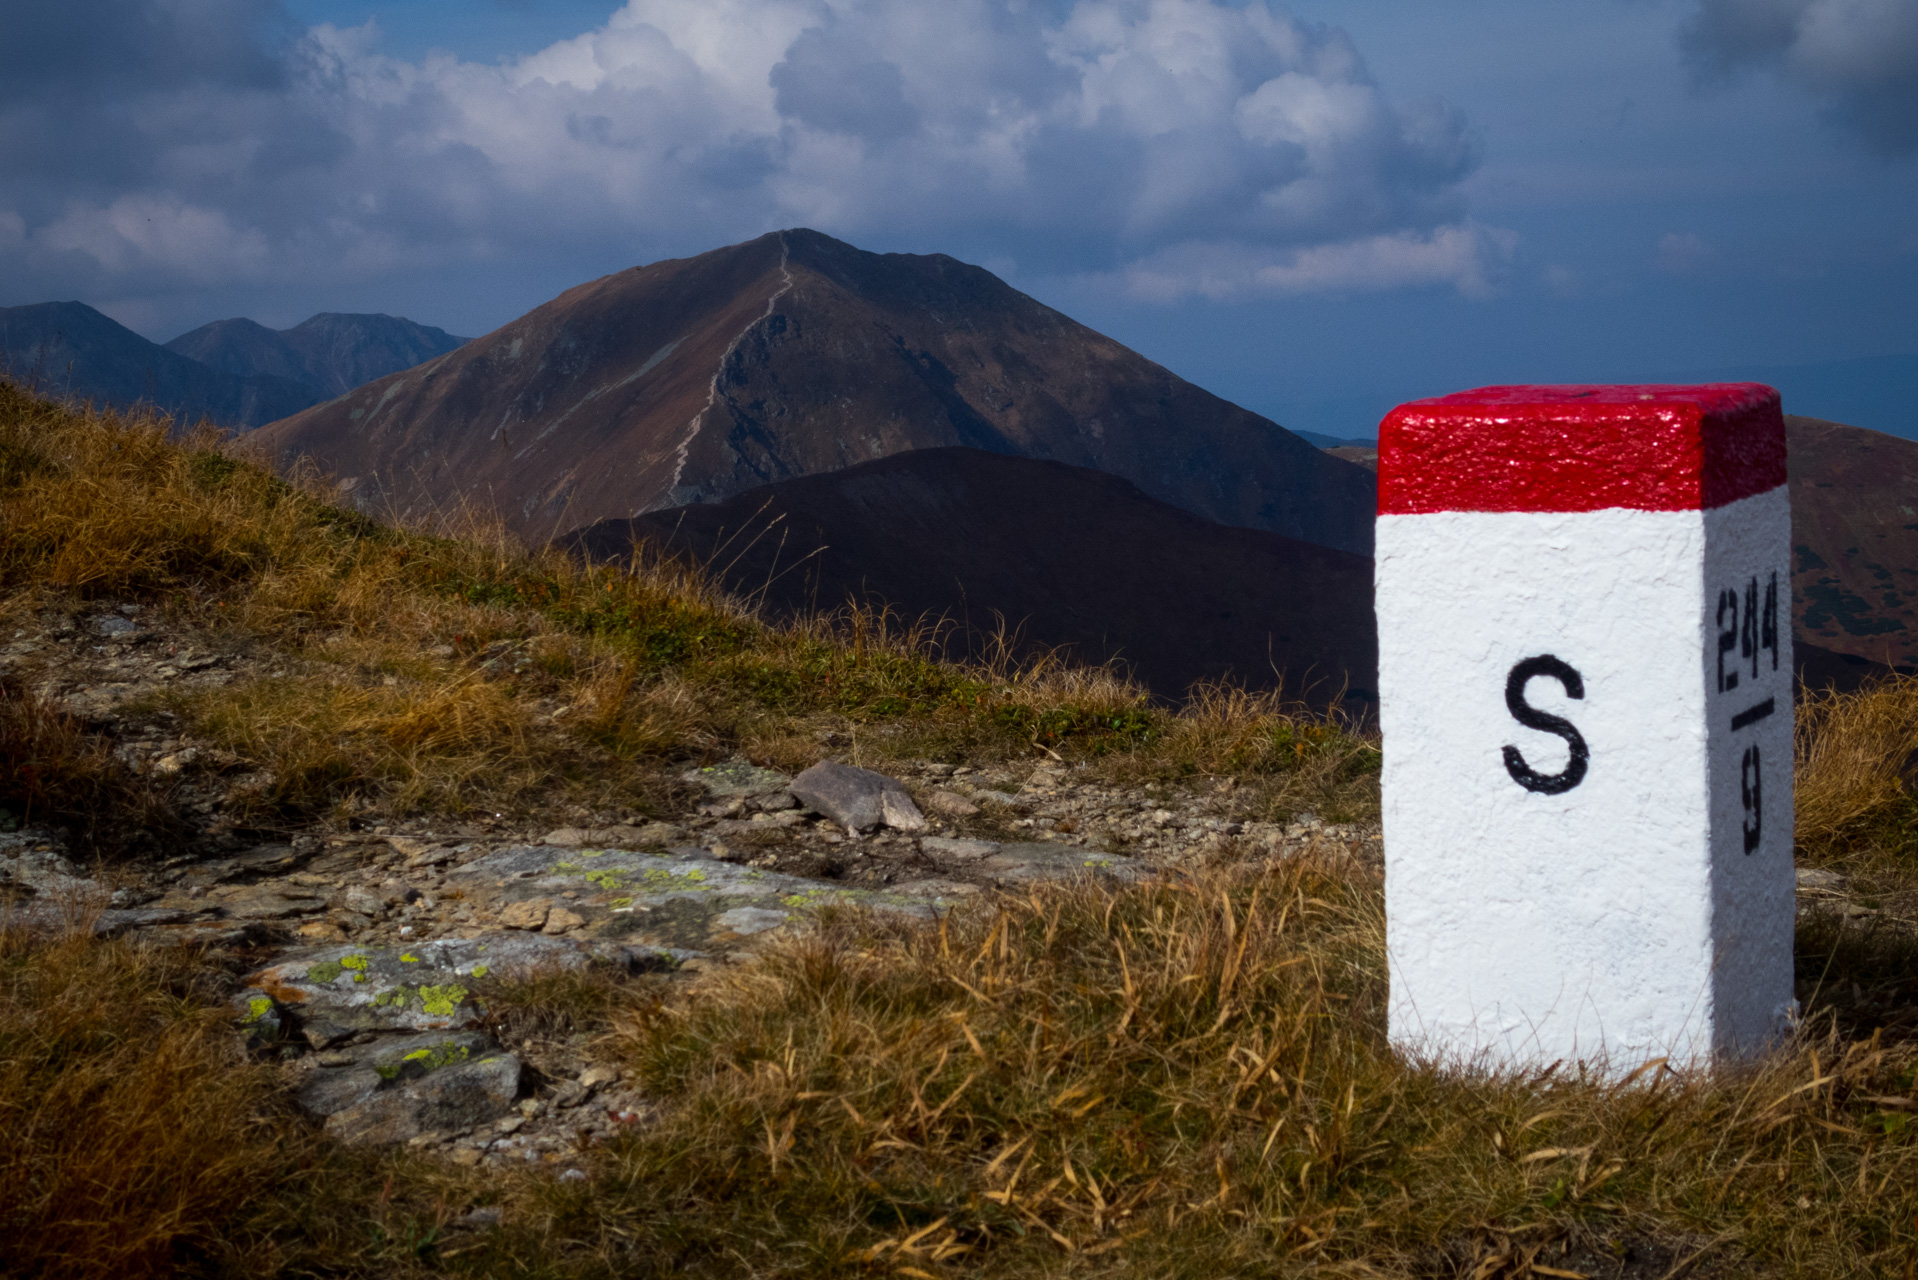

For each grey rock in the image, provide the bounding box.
[791,761,926,834]
[1796,866,1845,891]
[91,615,139,637]
[683,759,793,799]
[314,1032,522,1146]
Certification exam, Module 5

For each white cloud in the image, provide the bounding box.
[1118,220,1516,300]
[0,0,1493,314]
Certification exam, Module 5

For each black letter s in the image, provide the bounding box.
[1503,655,1590,795]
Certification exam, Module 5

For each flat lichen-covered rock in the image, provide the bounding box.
[247,933,643,1034]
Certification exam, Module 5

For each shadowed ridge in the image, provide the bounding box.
[561,446,1378,707]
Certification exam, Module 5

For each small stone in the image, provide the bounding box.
[500,899,551,930]
[496,1116,526,1134]
[541,828,587,847]
[542,907,586,935]
[926,789,980,818]
[578,1065,620,1089]
[450,1147,483,1167]
[343,886,384,917]
[551,1079,590,1108]
[791,761,926,833]
[558,1168,587,1183]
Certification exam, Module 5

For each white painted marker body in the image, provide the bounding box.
[1376,384,1795,1073]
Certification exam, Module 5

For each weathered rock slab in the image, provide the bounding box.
[247,932,658,1034]
[448,844,946,950]
[294,1029,521,1145]
[920,838,1152,885]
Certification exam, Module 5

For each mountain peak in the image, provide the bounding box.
[252,232,1374,553]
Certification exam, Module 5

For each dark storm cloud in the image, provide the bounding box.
[1682,0,1918,153]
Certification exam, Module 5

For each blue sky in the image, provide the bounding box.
[5,0,1915,439]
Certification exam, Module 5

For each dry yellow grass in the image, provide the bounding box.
[1795,675,1918,864]
[0,926,297,1279]
[452,858,1918,1278]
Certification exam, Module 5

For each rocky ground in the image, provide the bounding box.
[0,597,1885,1178]
[0,598,1384,1174]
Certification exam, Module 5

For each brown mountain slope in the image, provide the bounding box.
[1788,414,1918,668]
[562,447,1377,707]
[251,229,1376,554]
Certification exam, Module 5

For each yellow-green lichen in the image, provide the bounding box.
[609,898,632,909]
[340,954,371,984]
[244,996,272,1024]
[469,964,489,978]
[400,1042,470,1071]
[304,960,344,983]
[417,984,467,1017]
[400,953,421,963]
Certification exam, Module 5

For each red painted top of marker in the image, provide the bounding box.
[1377,383,1785,516]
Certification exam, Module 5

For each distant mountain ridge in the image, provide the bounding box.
[0,301,315,429]
[0,301,468,429]
[165,313,468,400]
[253,229,1377,554]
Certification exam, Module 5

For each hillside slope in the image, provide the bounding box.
[563,447,1377,707]
[0,301,315,428]
[1788,414,1918,669]
[252,229,1376,553]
